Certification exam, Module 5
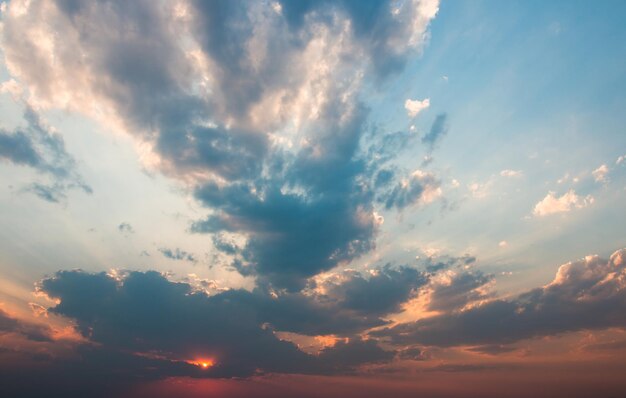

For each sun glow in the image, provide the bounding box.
[190,359,215,369]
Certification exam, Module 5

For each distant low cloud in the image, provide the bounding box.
[37,268,401,380]
[404,98,430,118]
[533,189,593,216]
[374,248,626,346]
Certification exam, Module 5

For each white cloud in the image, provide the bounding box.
[592,164,609,183]
[404,98,430,118]
[533,189,594,217]
[498,241,508,248]
[500,169,522,178]
[616,154,625,165]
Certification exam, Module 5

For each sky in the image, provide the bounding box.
[0,0,625,397]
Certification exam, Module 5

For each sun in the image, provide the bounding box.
[190,359,215,369]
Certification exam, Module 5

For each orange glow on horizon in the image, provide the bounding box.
[189,359,215,369]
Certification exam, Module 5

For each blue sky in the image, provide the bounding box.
[0,1,625,396]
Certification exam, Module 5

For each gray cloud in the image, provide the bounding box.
[37,269,396,380]
[374,249,626,347]
[422,113,448,151]
[0,107,91,202]
[159,247,196,262]
[117,222,134,234]
[321,265,427,316]
[426,271,493,312]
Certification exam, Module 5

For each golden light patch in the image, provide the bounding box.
[190,359,215,369]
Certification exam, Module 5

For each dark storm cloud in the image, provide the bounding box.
[159,247,196,262]
[422,113,448,151]
[0,107,91,201]
[374,249,626,346]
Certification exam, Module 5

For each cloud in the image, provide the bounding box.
[34,269,399,381]
[374,248,626,347]
[421,113,448,151]
[500,169,522,178]
[592,164,609,183]
[1,0,440,289]
[0,308,52,342]
[159,248,196,262]
[425,270,493,312]
[532,189,593,216]
[381,170,441,210]
[320,265,427,316]
[118,222,134,234]
[0,107,91,202]
[404,98,430,118]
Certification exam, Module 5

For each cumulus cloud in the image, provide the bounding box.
[405,98,430,118]
[0,107,91,202]
[592,164,609,183]
[374,248,626,347]
[532,189,593,216]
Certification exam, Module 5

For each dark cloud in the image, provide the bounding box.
[0,308,52,342]
[191,107,379,290]
[396,346,426,361]
[374,249,626,347]
[0,107,91,202]
[426,271,493,312]
[421,255,476,273]
[317,338,394,373]
[118,222,134,234]
[37,269,398,382]
[159,248,196,262]
[422,113,448,151]
[322,265,427,316]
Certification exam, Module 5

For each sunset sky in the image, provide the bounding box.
[1,0,625,397]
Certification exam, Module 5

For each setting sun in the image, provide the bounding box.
[190,359,215,370]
